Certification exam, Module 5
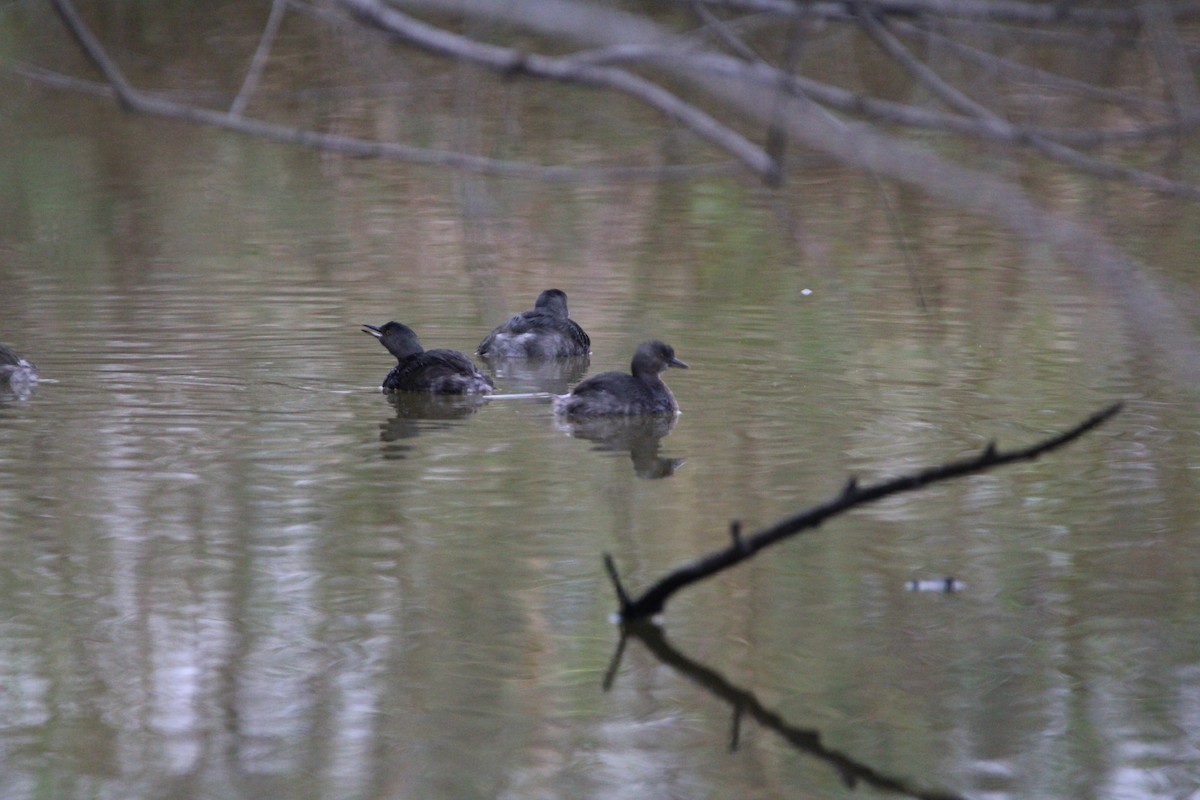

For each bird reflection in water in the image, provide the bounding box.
[557,413,683,479]
[478,353,591,396]
[0,343,38,402]
[377,392,488,459]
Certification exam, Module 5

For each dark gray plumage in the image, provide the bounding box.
[554,340,687,417]
[363,322,494,395]
[478,289,590,359]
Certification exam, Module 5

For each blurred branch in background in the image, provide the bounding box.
[229,0,289,117]
[45,0,741,182]
[42,0,1200,193]
[34,0,1200,379]
[381,0,1200,195]
[335,0,781,181]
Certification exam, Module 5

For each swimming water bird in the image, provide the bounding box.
[554,340,687,417]
[362,322,495,395]
[478,289,591,359]
[0,343,38,387]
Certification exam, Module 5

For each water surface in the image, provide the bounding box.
[2,6,1199,799]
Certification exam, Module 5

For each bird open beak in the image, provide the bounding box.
[361,324,383,339]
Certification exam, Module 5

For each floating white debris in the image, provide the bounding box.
[906,577,965,593]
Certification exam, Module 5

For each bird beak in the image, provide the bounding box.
[669,357,689,369]
[361,324,383,339]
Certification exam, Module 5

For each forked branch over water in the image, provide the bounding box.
[605,402,1123,622]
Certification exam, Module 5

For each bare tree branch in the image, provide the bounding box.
[890,16,1200,144]
[855,5,1002,123]
[552,30,1200,190]
[44,0,741,182]
[44,0,1200,196]
[1140,0,1200,118]
[559,1,1200,153]
[850,9,1200,200]
[230,0,290,117]
[681,0,1200,26]
[688,0,764,62]
[333,0,782,183]
[314,0,1200,382]
[892,17,1175,117]
[41,0,1200,377]
[606,402,1123,622]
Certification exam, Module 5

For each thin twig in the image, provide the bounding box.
[689,0,763,62]
[562,39,1200,148]
[855,6,1002,123]
[891,17,1173,117]
[333,0,782,183]
[1140,0,1200,119]
[607,403,1123,621]
[672,37,1200,200]
[45,0,742,183]
[230,0,290,116]
[852,8,1200,200]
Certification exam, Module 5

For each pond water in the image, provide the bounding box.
[2,5,1200,799]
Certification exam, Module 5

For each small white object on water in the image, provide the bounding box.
[801,288,813,296]
[906,577,965,593]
